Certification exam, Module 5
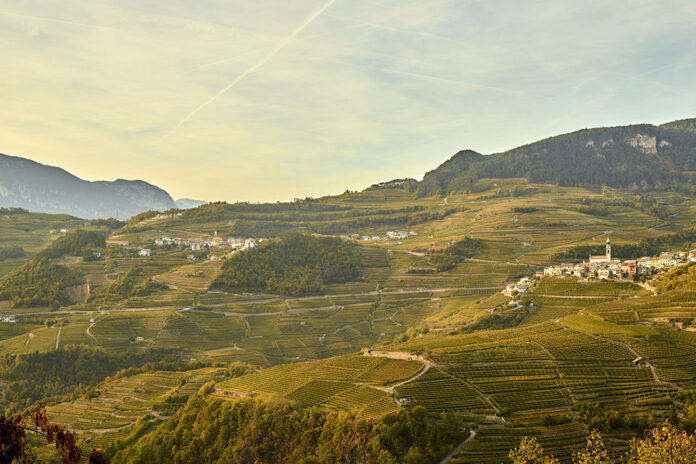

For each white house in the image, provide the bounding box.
[139,249,151,257]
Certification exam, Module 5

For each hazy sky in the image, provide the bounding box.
[2,1,696,202]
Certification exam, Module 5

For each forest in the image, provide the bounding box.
[108,394,465,464]
[428,237,482,271]
[416,124,696,197]
[38,229,106,259]
[0,346,182,414]
[211,233,363,296]
[0,258,84,308]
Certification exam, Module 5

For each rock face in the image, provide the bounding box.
[0,153,176,219]
[61,283,91,305]
[626,134,658,155]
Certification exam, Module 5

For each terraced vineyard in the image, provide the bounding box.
[4,180,696,462]
[217,354,424,417]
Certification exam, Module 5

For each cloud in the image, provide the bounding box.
[1,1,695,202]
[171,0,336,133]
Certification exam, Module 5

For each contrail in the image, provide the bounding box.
[172,0,335,133]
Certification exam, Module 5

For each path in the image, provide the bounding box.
[439,430,476,464]
[533,294,613,299]
[386,363,431,391]
[55,326,61,350]
[85,315,106,342]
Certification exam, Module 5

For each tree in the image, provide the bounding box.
[509,437,559,464]
[0,402,109,463]
[574,430,611,464]
[628,422,696,464]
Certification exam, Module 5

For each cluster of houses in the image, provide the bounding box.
[0,314,16,324]
[540,238,696,280]
[503,277,533,297]
[49,229,69,235]
[340,231,418,242]
[154,233,262,252]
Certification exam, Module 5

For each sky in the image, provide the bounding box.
[1,1,696,202]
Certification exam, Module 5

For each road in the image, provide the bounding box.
[439,430,476,464]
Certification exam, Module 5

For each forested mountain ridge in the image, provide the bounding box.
[417,118,696,197]
[0,153,176,219]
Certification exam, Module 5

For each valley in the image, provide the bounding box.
[3,121,696,462]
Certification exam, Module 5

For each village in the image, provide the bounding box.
[139,233,265,262]
[151,232,263,253]
[146,230,418,259]
[503,238,696,298]
[340,230,418,242]
[541,238,696,280]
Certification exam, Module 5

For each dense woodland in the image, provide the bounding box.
[428,237,482,271]
[0,346,182,414]
[0,258,84,308]
[38,229,106,259]
[109,394,465,464]
[211,233,363,296]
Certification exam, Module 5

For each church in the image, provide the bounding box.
[589,238,613,263]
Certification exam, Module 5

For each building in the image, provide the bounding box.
[589,238,612,263]
[139,249,151,257]
[542,238,690,283]
[211,232,224,247]
[621,260,637,276]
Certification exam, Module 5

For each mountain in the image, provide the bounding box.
[416,118,696,197]
[175,198,207,209]
[0,153,176,219]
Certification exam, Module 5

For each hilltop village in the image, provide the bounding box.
[150,230,418,254]
[153,233,262,252]
[541,238,696,280]
[503,239,696,298]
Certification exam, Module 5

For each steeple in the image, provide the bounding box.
[606,237,611,261]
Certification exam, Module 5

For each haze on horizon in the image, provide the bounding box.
[2,0,695,203]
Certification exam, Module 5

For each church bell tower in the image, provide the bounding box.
[606,237,611,261]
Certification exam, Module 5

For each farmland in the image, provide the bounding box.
[3,181,696,462]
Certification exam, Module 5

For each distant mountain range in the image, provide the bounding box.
[3,117,696,219]
[416,117,696,197]
[0,153,176,219]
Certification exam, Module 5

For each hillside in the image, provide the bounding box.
[417,118,696,196]
[5,134,696,462]
[0,153,176,219]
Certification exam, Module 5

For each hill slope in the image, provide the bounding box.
[0,153,176,219]
[417,118,696,196]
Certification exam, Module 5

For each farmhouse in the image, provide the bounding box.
[138,249,151,257]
